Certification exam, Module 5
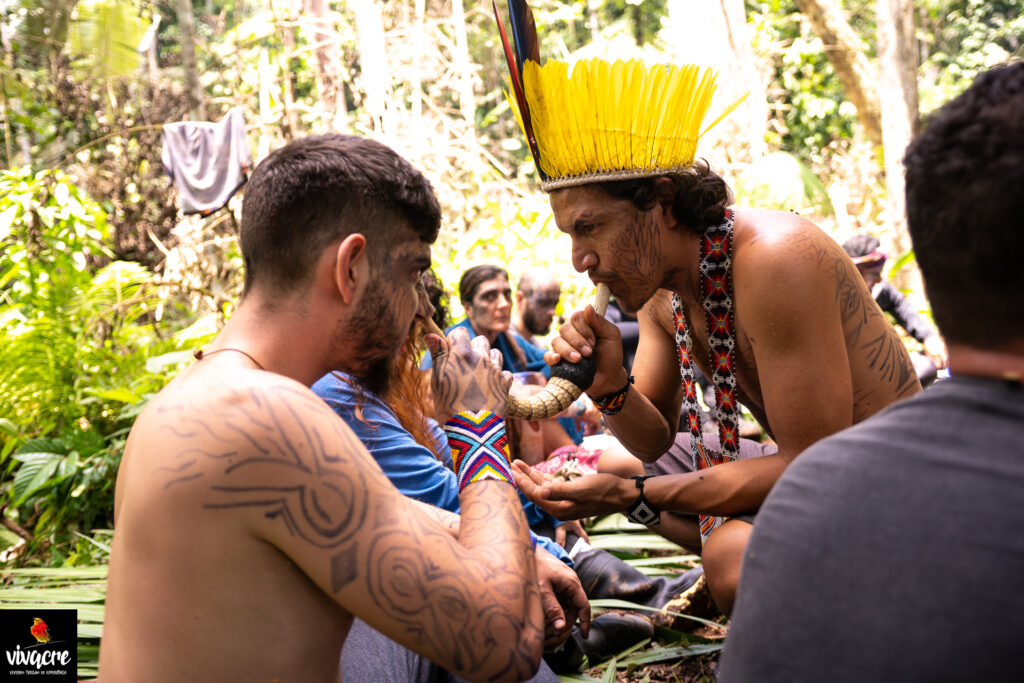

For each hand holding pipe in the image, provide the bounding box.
[505,283,610,420]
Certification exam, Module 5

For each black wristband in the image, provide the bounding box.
[590,375,634,415]
[626,474,660,526]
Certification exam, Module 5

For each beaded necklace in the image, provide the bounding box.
[671,208,739,544]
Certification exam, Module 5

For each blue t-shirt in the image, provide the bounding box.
[423,318,584,444]
[311,371,571,565]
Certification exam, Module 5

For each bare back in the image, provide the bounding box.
[101,359,539,682]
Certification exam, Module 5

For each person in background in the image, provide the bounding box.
[718,61,1024,682]
[843,232,949,385]
[512,268,563,347]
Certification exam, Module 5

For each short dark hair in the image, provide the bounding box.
[903,61,1024,348]
[239,134,441,295]
[458,265,509,306]
[842,233,881,259]
[594,159,734,235]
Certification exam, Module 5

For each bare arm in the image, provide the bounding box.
[521,229,863,518]
[158,380,542,683]
[408,498,591,647]
[548,291,681,461]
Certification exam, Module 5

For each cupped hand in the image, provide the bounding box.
[430,327,512,422]
[512,461,630,520]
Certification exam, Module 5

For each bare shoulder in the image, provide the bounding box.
[735,208,842,267]
[638,288,675,333]
[731,208,850,301]
[124,367,366,502]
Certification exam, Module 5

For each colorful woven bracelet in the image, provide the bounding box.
[444,410,515,491]
[590,376,633,415]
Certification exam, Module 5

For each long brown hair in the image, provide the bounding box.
[382,328,444,460]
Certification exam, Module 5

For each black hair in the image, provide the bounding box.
[594,159,734,235]
[903,61,1024,348]
[239,134,441,296]
[842,234,881,259]
[458,264,509,306]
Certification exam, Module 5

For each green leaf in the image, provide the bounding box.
[0,203,19,241]
[0,418,18,437]
[587,533,683,552]
[617,643,723,666]
[15,438,69,456]
[11,453,62,504]
[588,599,724,631]
[600,656,617,683]
[85,387,142,404]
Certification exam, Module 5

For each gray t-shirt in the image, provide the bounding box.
[719,376,1024,682]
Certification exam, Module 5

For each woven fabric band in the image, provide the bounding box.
[672,209,740,544]
[590,377,632,415]
[444,410,514,491]
[540,165,694,192]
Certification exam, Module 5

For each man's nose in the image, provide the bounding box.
[572,244,597,273]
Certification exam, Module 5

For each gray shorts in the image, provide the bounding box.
[644,431,779,526]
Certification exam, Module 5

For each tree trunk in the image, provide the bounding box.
[276,0,299,138]
[411,0,425,122]
[794,0,882,148]
[303,0,348,131]
[350,0,388,133]
[450,0,476,135]
[876,0,919,281]
[586,0,600,41]
[176,0,206,120]
[665,0,768,162]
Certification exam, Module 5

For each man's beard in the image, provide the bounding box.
[522,307,551,336]
[343,285,405,396]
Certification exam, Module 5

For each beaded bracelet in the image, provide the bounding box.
[444,410,515,491]
[590,376,634,415]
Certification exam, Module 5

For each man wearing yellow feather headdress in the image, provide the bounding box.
[506,47,922,613]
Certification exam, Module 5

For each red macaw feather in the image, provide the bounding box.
[493,0,544,177]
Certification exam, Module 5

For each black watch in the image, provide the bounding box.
[626,475,661,526]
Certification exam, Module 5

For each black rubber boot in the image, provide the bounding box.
[571,539,705,609]
[543,611,654,674]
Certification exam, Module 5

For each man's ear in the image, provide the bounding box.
[652,176,680,229]
[334,233,368,305]
[515,290,527,307]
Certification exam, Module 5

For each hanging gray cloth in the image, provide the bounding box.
[161,107,252,215]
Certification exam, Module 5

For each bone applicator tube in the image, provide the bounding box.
[593,283,610,317]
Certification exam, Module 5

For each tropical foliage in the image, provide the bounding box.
[1,0,1020,679]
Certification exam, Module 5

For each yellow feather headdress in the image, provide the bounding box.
[495,2,745,191]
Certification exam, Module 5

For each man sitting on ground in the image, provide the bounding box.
[718,60,1024,681]
[99,134,543,682]
[504,54,920,613]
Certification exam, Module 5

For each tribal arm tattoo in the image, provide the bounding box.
[153,381,543,681]
[431,327,512,422]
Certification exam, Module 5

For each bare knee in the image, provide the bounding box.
[701,520,752,616]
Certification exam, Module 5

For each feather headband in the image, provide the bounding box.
[495,0,745,191]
